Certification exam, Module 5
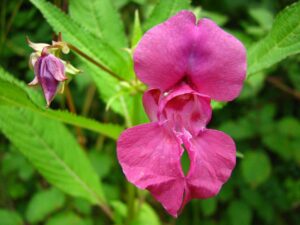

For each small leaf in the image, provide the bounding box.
[0,209,23,225]
[262,117,300,162]
[110,201,161,225]
[73,198,92,216]
[143,0,190,31]
[45,212,92,225]
[248,7,273,30]
[132,202,161,225]
[131,10,143,48]
[239,72,266,99]
[241,151,271,186]
[88,150,113,178]
[228,201,252,225]
[248,2,300,75]
[26,188,66,223]
[199,9,229,26]
[200,198,217,217]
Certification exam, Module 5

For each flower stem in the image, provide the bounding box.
[120,95,133,128]
[267,76,300,100]
[67,43,124,81]
[97,202,114,221]
[126,183,136,225]
[120,96,137,224]
[64,84,86,146]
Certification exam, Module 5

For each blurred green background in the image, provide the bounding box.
[0,0,299,225]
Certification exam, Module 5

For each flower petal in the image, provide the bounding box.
[117,122,185,216]
[28,75,39,86]
[187,19,247,101]
[182,129,236,200]
[159,83,212,135]
[142,89,161,122]
[134,11,196,91]
[35,57,59,106]
[134,11,246,101]
[45,55,67,81]
[27,37,50,52]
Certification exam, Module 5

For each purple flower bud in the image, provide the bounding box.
[29,51,67,106]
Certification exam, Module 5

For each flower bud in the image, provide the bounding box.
[29,50,67,106]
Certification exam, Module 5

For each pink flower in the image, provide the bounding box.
[117,84,236,216]
[117,11,246,216]
[29,50,67,106]
[134,11,246,101]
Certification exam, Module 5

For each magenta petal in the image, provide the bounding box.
[183,129,236,199]
[134,11,195,91]
[134,10,246,101]
[117,122,185,216]
[143,89,161,122]
[159,83,212,135]
[188,19,246,101]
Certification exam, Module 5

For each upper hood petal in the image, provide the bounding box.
[134,10,246,101]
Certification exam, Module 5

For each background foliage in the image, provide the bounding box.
[0,0,299,225]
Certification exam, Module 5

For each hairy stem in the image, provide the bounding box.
[267,76,300,101]
[67,43,124,81]
[125,183,136,225]
[64,85,86,146]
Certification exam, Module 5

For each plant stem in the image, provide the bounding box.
[267,76,300,101]
[120,95,132,128]
[120,95,137,225]
[97,202,114,221]
[82,84,97,116]
[64,84,86,146]
[67,43,124,81]
[126,183,136,225]
[3,0,24,42]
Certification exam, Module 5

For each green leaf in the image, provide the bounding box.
[131,10,143,48]
[0,106,106,205]
[262,117,300,162]
[248,8,273,31]
[200,198,217,217]
[248,2,300,75]
[44,110,123,140]
[29,0,130,79]
[227,201,252,225]
[0,209,23,225]
[69,0,127,48]
[45,212,92,225]
[198,9,229,26]
[83,61,144,120]
[83,62,124,115]
[219,119,256,140]
[2,150,34,181]
[239,71,266,99]
[132,203,161,225]
[211,101,226,110]
[26,188,66,223]
[110,201,160,225]
[88,150,113,178]
[143,0,190,31]
[0,68,123,140]
[73,198,92,216]
[241,151,271,186]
